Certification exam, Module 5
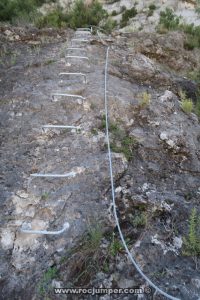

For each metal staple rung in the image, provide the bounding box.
[51,93,85,100]
[20,222,70,235]
[30,171,77,178]
[59,72,87,83]
[71,39,89,43]
[77,28,91,31]
[42,125,81,129]
[75,32,91,35]
[66,55,89,61]
[66,48,86,52]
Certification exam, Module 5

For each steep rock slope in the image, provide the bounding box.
[0,27,200,300]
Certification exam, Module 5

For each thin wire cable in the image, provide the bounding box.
[104,47,180,300]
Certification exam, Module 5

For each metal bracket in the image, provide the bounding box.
[42,125,81,129]
[51,93,86,100]
[20,222,70,235]
[65,56,89,63]
[30,171,77,178]
[77,28,91,32]
[59,72,87,83]
[66,48,87,53]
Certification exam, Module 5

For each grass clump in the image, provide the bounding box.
[38,267,58,296]
[179,90,193,114]
[109,233,123,257]
[56,226,125,289]
[100,115,137,161]
[183,208,200,258]
[131,211,147,228]
[120,6,137,28]
[139,91,151,108]
[41,192,49,200]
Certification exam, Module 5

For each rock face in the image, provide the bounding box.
[0,25,200,300]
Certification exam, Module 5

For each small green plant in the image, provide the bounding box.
[148,4,156,17]
[183,208,200,257]
[41,192,49,200]
[110,136,136,161]
[85,225,103,251]
[149,4,156,11]
[131,211,147,228]
[139,91,151,108]
[102,17,117,33]
[180,91,193,114]
[120,6,137,28]
[109,233,123,257]
[38,267,58,296]
[44,59,56,65]
[91,128,98,135]
[111,10,117,16]
[100,115,137,160]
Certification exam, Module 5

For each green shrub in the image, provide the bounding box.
[67,0,107,29]
[36,0,107,29]
[182,23,200,50]
[111,10,117,16]
[0,0,51,23]
[139,91,151,108]
[36,8,65,28]
[158,8,180,31]
[180,90,193,114]
[102,17,117,33]
[120,6,137,28]
[148,3,156,17]
[183,208,200,257]
[149,4,156,11]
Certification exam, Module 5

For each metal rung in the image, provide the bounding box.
[66,48,86,52]
[75,31,91,35]
[30,171,77,178]
[42,125,81,129]
[20,222,69,235]
[77,28,91,31]
[59,72,87,83]
[66,55,89,61]
[71,39,89,43]
[51,93,85,100]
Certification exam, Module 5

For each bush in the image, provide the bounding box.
[102,17,117,33]
[148,4,157,17]
[183,208,200,257]
[111,10,117,16]
[149,4,156,11]
[36,0,107,29]
[182,23,200,50]
[0,0,51,23]
[158,8,180,31]
[36,8,65,28]
[120,6,137,28]
[179,90,193,114]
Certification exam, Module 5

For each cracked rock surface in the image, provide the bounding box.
[0,27,200,300]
